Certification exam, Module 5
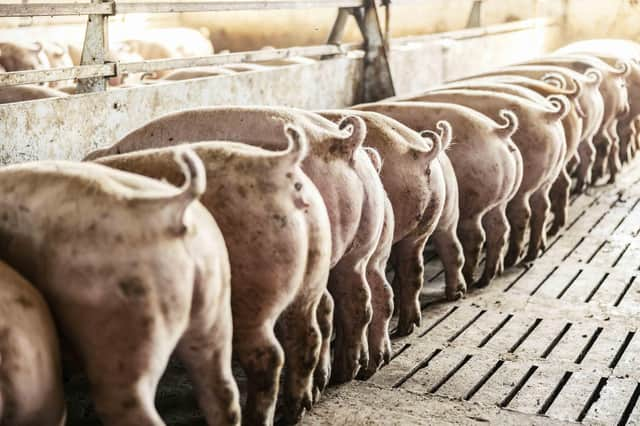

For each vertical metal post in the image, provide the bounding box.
[354,0,395,103]
[76,0,110,93]
[466,0,483,28]
[326,7,352,45]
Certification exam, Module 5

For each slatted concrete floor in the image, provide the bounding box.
[303,160,640,426]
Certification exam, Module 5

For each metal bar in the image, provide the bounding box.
[326,8,353,45]
[76,0,109,92]
[0,0,427,17]
[0,43,356,87]
[118,43,353,75]
[465,0,483,28]
[0,2,114,17]
[0,64,113,87]
[356,0,395,102]
[115,0,365,14]
[391,17,558,46]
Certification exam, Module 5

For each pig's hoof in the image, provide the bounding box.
[474,277,491,289]
[548,223,561,237]
[522,250,539,263]
[392,322,416,338]
[608,175,617,185]
[313,365,330,398]
[504,251,519,268]
[330,352,360,385]
[281,393,312,425]
[445,289,465,301]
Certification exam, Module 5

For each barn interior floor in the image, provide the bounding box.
[302,157,640,426]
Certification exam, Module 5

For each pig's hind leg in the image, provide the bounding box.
[457,215,486,286]
[234,323,284,426]
[328,256,373,384]
[389,233,430,337]
[312,290,334,402]
[524,185,552,263]
[276,294,324,424]
[477,205,510,288]
[176,269,240,426]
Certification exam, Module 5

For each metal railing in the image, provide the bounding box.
[0,0,401,101]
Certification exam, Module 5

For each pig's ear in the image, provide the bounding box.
[363,147,382,174]
[337,115,367,159]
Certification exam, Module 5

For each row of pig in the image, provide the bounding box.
[0,28,315,102]
[2,38,639,426]
[0,27,215,89]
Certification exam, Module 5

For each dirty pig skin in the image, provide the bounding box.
[0,151,240,426]
[86,106,388,389]
[94,127,332,425]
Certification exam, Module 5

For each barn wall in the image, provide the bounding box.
[0,21,561,164]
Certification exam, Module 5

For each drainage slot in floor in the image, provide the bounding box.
[392,348,442,388]
[478,314,513,348]
[503,266,531,292]
[614,276,636,307]
[557,269,583,299]
[429,354,473,394]
[530,266,559,296]
[612,243,631,267]
[428,268,444,282]
[585,273,609,303]
[464,360,504,401]
[566,210,586,230]
[587,241,608,264]
[589,212,609,233]
[609,331,635,369]
[389,343,411,362]
[448,310,486,342]
[509,318,542,353]
[618,382,640,426]
[538,371,573,415]
[419,307,458,338]
[575,327,603,364]
[499,365,538,408]
[576,377,608,422]
[541,323,573,359]
[540,234,563,257]
[612,215,629,233]
[563,237,585,261]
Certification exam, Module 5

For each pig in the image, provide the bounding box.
[430,78,583,234]
[85,106,386,386]
[0,260,66,426]
[0,85,68,104]
[462,65,604,193]
[0,152,240,426]
[318,110,463,338]
[358,146,396,375]
[395,90,568,266]
[0,41,50,72]
[41,42,73,69]
[520,55,630,184]
[554,44,640,163]
[556,39,640,62]
[94,129,332,424]
[355,102,523,290]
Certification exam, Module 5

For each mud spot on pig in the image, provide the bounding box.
[118,276,146,299]
[121,396,139,410]
[273,214,287,228]
[14,295,34,309]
